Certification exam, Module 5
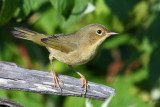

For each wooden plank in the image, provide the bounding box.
[0,61,115,100]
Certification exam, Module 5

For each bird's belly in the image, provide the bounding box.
[48,47,96,65]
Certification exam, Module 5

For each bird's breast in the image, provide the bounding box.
[47,36,107,65]
[47,45,98,65]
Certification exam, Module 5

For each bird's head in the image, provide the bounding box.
[77,24,118,46]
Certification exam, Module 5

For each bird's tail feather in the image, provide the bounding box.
[11,27,47,46]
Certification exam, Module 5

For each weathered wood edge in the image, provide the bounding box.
[0,61,115,101]
[0,97,24,107]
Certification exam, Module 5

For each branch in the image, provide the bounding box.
[0,97,24,107]
[0,61,115,101]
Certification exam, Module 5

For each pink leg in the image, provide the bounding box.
[68,65,88,93]
[49,56,63,90]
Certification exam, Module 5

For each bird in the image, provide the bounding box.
[11,24,118,93]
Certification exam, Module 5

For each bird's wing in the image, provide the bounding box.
[41,34,78,53]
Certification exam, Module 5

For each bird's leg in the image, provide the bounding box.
[68,65,88,93]
[49,55,63,90]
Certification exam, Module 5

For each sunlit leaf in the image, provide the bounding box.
[16,0,36,19]
[0,90,8,98]
[150,0,160,12]
[61,0,88,28]
[49,0,75,19]
[102,34,131,49]
[109,76,149,107]
[33,7,61,35]
[132,1,148,27]
[63,97,85,107]
[10,91,45,107]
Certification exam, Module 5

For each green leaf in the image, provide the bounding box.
[132,1,148,27]
[102,34,131,49]
[0,0,19,26]
[31,0,48,10]
[105,0,139,22]
[34,0,89,34]
[33,7,61,35]
[63,97,85,107]
[0,90,8,98]
[150,0,160,12]
[61,0,88,28]
[109,76,149,107]
[49,0,75,19]
[16,0,35,19]
[10,91,45,107]
[71,0,88,14]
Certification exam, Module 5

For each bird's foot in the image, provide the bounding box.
[80,76,88,94]
[52,72,63,90]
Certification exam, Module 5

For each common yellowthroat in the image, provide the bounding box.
[12,24,118,93]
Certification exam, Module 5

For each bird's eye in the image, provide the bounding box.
[97,30,102,35]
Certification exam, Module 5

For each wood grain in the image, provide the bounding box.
[0,61,115,101]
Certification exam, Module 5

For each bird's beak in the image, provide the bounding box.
[106,32,118,36]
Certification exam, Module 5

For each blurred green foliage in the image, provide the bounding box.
[0,0,160,107]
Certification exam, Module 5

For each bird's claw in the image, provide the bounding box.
[52,72,63,90]
[80,76,88,94]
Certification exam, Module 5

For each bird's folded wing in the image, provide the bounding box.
[41,34,78,53]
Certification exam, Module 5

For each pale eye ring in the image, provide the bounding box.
[97,30,102,35]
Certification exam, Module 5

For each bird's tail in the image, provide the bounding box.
[11,27,47,46]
